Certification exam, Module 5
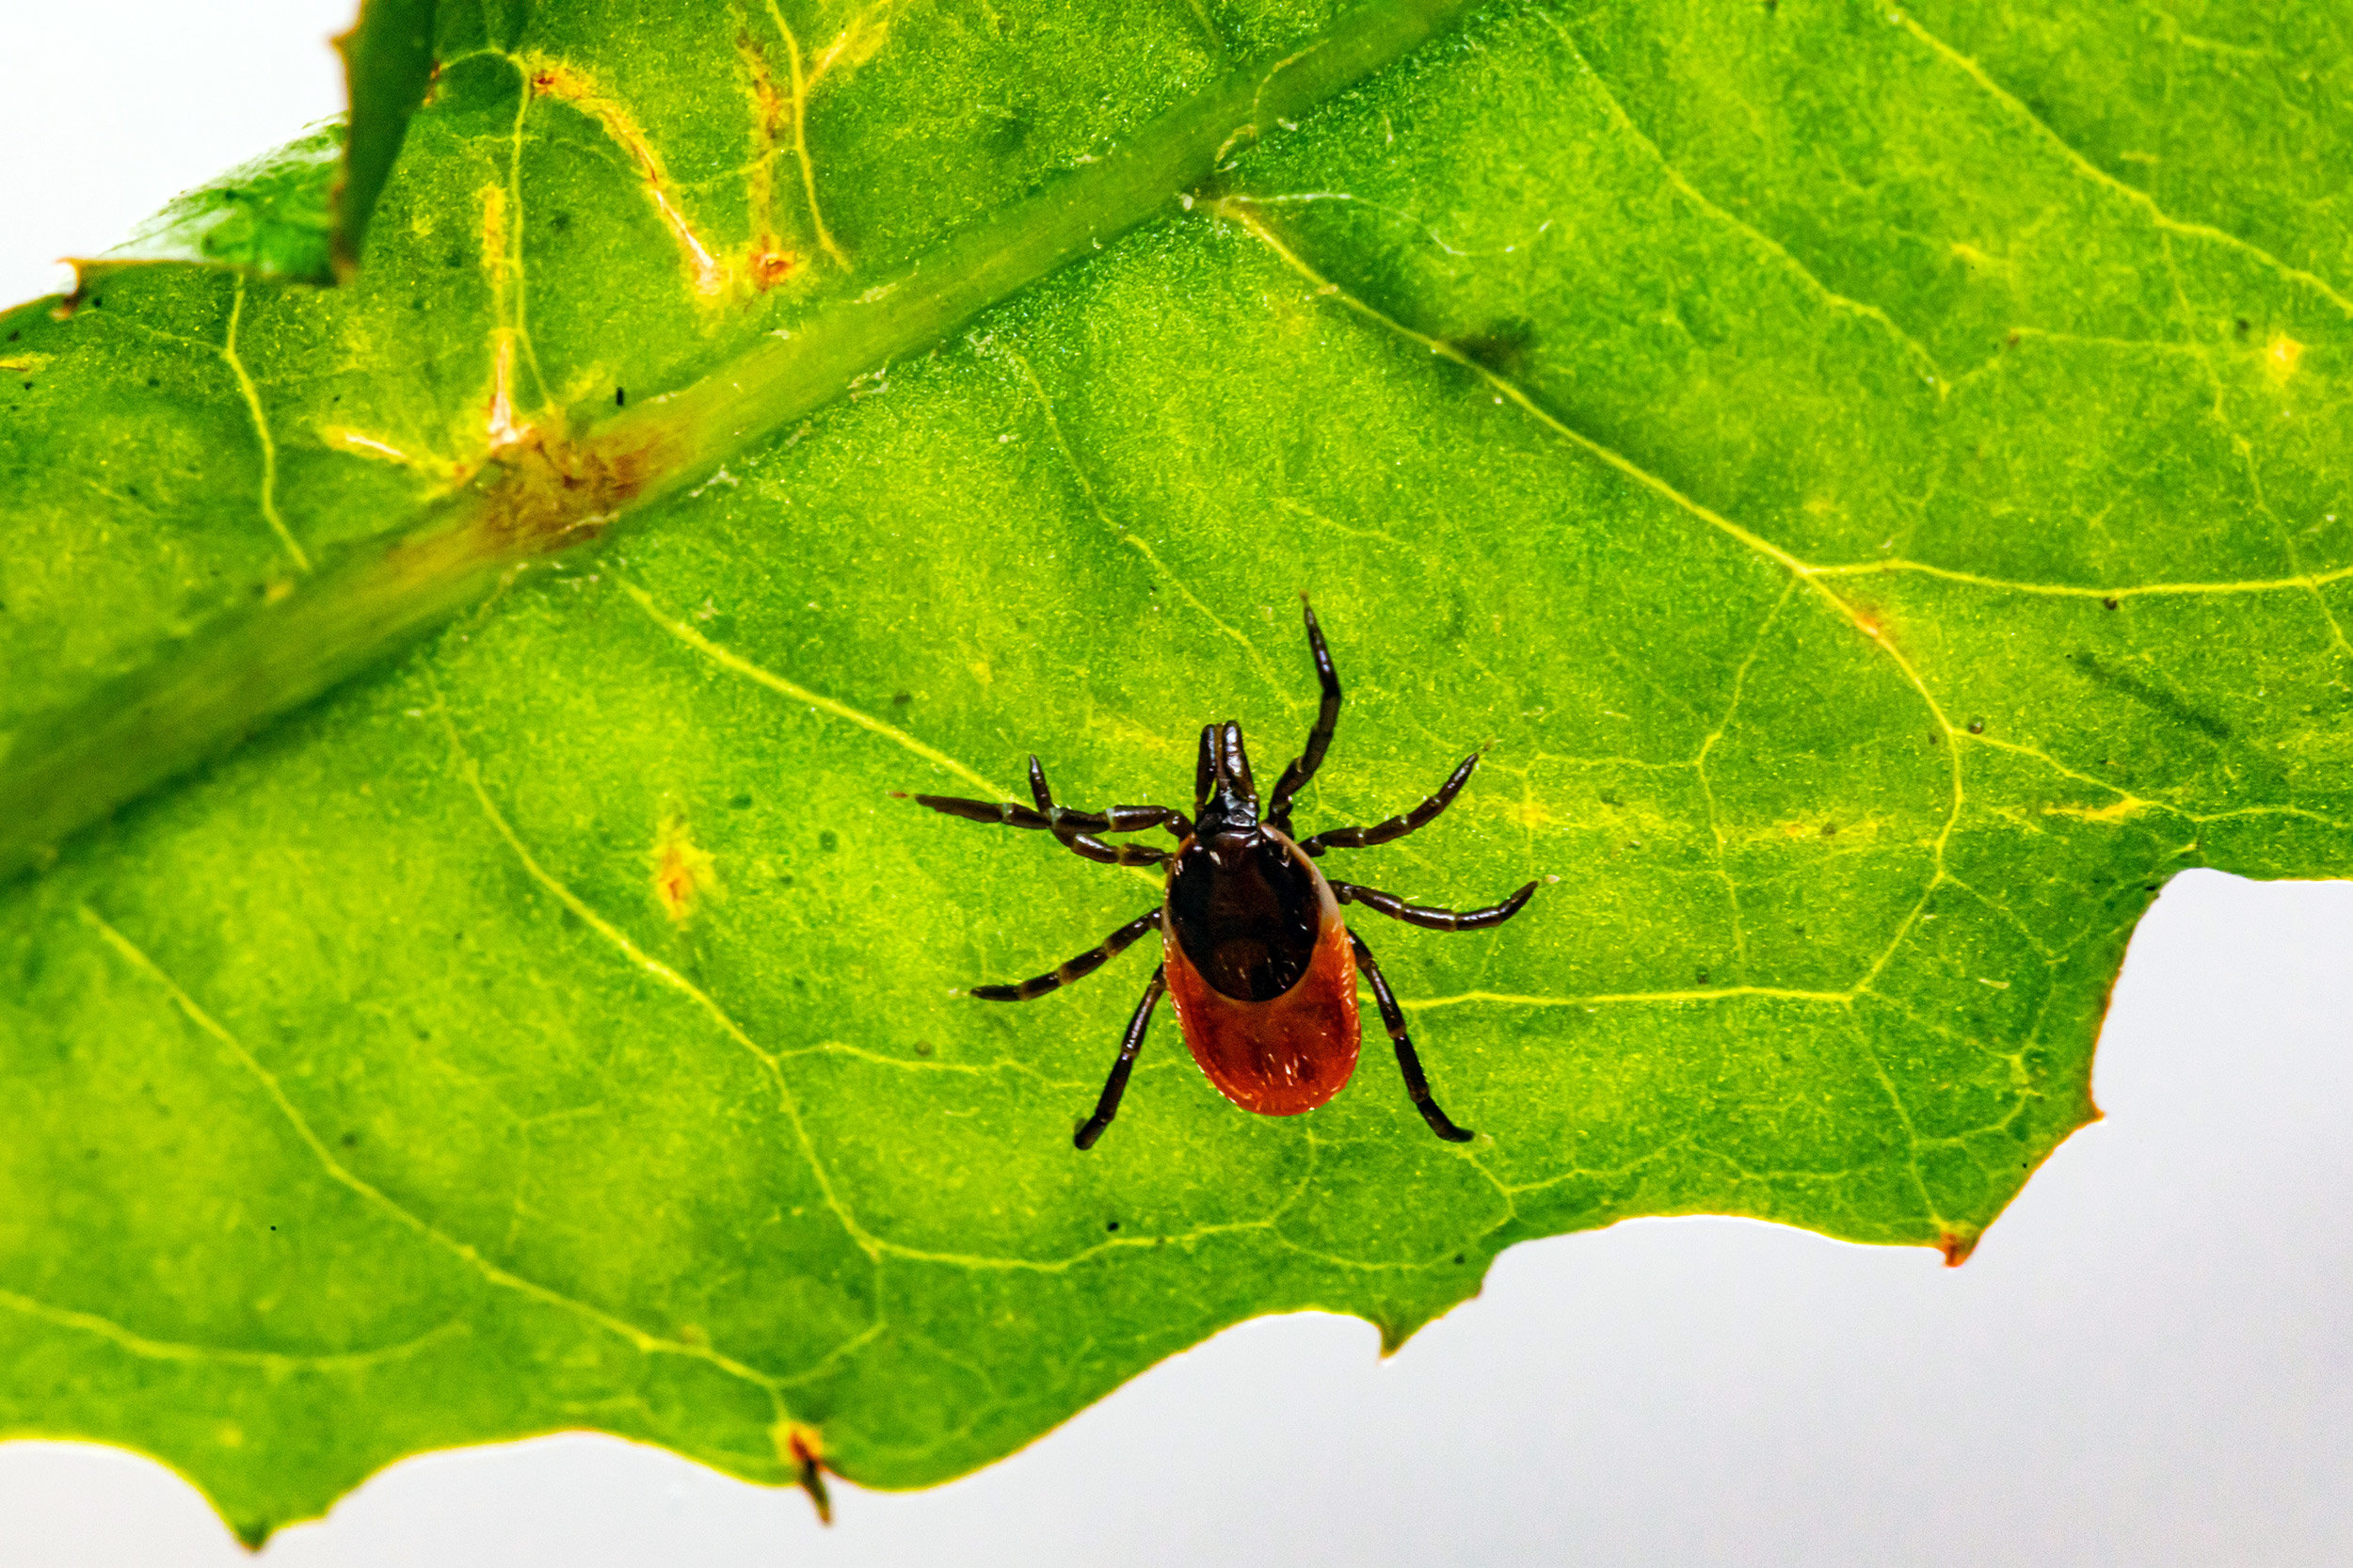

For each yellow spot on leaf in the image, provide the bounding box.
[808,1,905,90]
[321,426,418,464]
[2042,796,2147,824]
[1502,798,1556,830]
[0,353,49,374]
[2265,332,2303,385]
[479,184,510,289]
[650,804,723,923]
[485,332,534,452]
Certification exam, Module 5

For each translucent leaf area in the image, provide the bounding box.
[2,0,2348,1543]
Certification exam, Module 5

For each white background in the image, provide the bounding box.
[5,7,2351,1563]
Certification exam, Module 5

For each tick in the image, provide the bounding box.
[910,600,1536,1148]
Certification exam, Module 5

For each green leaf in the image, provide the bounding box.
[4,0,2349,1544]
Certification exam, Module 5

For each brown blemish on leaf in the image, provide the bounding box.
[650,802,723,923]
[749,248,800,289]
[734,31,805,292]
[524,55,729,298]
[464,413,676,562]
[1939,1230,1979,1267]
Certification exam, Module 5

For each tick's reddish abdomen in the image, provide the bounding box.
[1161,828,1362,1116]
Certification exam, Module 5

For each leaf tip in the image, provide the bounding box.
[1939,1229,1980,1268]
[776,1424,834,1525]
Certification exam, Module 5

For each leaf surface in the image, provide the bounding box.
[3,0,2350,1542]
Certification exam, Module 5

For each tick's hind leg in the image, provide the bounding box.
[972,910,1160,1001]
[1268,598,1343,832]
[1331,879,1537,932]
[1076,965,1167,1149]
[1349,930,1474,1143]
[1298,752,1481,856]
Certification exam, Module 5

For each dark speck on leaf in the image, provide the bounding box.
[615,386,626,407]
[2235,318,2251,339]
[1968,719,1986,734]
[1453,1253,1465,1264]
[983,110,1032,155]
[912,1040,933,1056]
[1455,315,1539,376]
[819,829,839,853]
[1106,1220,1120,1232]
[146,376,158,388]
[1696,970,1710,985]
[341,1132,359,1148]
[1820,823,1837,837]
[728,792,753,809]
[2103,597,2120,610]
[891,691,912,706]
[552,212,572,233]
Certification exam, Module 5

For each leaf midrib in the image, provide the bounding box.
[0,0,1483,885]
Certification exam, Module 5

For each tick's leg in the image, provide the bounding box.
[1297,752,1480,856]
[972,910,1162,1001]
[1349,930,1474,1143]
[1331,879,1537,932]
[1268,598,1342,833]
[904,785,1174,868]
[1076,964,1167,1150]
[1028,756,1192,843]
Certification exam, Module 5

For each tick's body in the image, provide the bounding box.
[911,601,1534,1148]
[1163,817,1361,1117]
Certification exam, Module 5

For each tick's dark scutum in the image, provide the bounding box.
[1165,830,1322,1001]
